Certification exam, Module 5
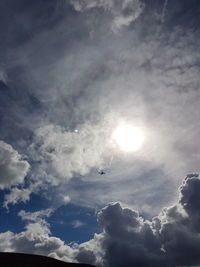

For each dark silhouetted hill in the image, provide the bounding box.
[0,252,96,267]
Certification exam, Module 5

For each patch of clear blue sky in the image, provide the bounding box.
[0,190,99,243]
[50,204,100,244]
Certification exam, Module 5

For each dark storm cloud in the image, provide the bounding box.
[70,174,200,267]
[96,202,165,267]
[160,174,200,266]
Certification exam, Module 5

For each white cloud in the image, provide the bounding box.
[63,195,71,204]
[5,26,200,215]
[30,122,113,185]
[18,209,53,223]
[0,70,7,83]
[0,230,74,262]
[3,118,115,206]
[18,209,54,237]
[2,2,200,219]
[1,2,200,266]
[0,208,74,262]
[70,0,145,32]
[71,220,86,228]
[0,141,30,190]
[3,187,32,208]
[3,180,43,208]
[1,174,200,266]
[161,0,168,24]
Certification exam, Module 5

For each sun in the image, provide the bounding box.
[112,124,145,152]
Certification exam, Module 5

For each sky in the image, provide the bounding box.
[0,0,200,266]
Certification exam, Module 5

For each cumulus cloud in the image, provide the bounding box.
[29,122,112,185]
[0,141,30,190]
[4,119,111,206]
[75,174,200,267]
[82,203,165,267]
[3,119,114,206]
[3,187,32,208]
[3,179,44,208]
[18,209,54,238]
[7,174,200,266]
[2,174,200,266]
[70,0,145,32]
[159,174,200,266]
[0,230,74,262]
[0,209,74,262]
[18,209,53,224]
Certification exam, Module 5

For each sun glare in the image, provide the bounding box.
[112,124,145,152]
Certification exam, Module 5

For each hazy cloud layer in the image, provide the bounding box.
[2,20,200,215]
[0,1,200,266]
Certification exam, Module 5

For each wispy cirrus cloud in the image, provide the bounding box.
[71,220,86,229]
[0,70,7,83]
[70,0,145,32]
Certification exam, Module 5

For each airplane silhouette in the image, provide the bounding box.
[98,170,106,175]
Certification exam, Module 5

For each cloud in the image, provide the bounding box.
[4,25,200,215]
[3,118,114,206]
[29,122,112,185]
[18,208,53,224]
[91,203,165,267]
[75,245,98,266]
[161,0,168,24]
[0,70,7,83]
[3,187,32,208]
[3,179,44,208]
[75,174,200,267]
[0,209,74,263]
[1,174,200,266]
[0,141,30,190]
[0,230,74,262]
[1,0,200,230]
[159,174,200,266]
[0,2,200,266]
[71,220,86,229]
[70,0,145,32]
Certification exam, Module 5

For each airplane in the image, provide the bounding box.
[98,170,106,175]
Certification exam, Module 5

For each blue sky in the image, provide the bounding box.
[0,0,200,266]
